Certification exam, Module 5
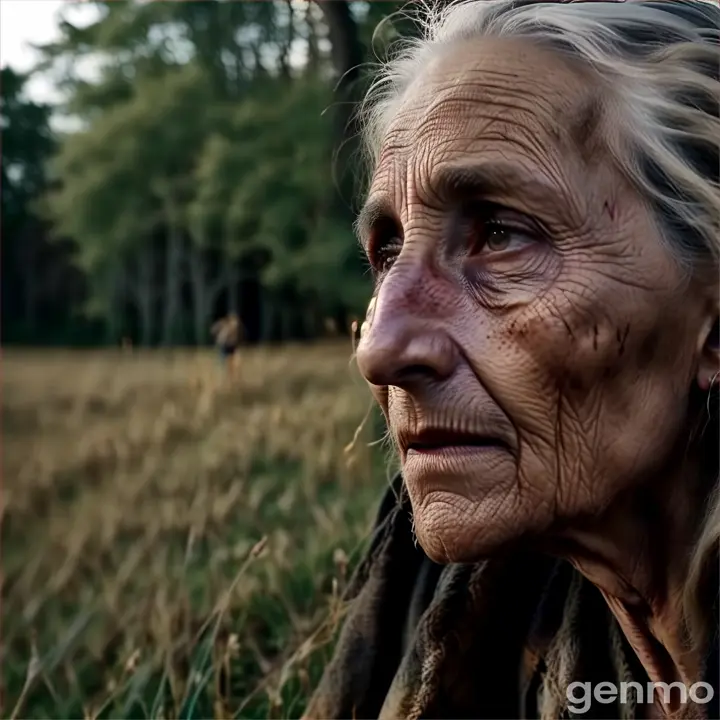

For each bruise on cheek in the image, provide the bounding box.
[560,347,623,396]
[616,323,630,357]
[637,328,662,371]
[603,199,616,222]
[566,373,587,393]
[508,301,634,398]
[601,362,623,381]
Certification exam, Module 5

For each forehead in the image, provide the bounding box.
[369,37,600,204]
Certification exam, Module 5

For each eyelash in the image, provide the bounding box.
[373,238,403,275]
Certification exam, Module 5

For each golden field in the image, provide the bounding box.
[2,344,390,719]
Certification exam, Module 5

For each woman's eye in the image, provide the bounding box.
[485,225,513,252]
[472,216,538,256]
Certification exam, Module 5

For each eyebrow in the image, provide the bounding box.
[355,159,569,247]
[432,160,563,203]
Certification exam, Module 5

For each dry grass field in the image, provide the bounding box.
[2,343,390,719]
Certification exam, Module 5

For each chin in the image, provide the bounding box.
[404,462,547,563]
[402,446,547,561]
[413,497,528,563]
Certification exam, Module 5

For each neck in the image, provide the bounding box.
[551,450,715,716]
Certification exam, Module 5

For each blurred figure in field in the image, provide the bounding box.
[210,312,242,381]
[324,317,339,337]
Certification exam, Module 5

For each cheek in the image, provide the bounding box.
[507,281,693,393]
[501,287,696,483]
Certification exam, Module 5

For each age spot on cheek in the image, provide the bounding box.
[508,302,560,342]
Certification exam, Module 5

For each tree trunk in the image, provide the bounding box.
[315,2,363,90]
[161,198,184,346]
[279,0,295,78]
[189,245,208,346]
[23,264,37,337]
[304,305,316,340]
[19,226,38,337]
[280,304,292,343]
[188,244,227,346]
[227,264,239,315]
[306,3,321,71]
[136,244,155,347]
[105,264,124,345]
[260,289,274,343]
[315,1,364,211]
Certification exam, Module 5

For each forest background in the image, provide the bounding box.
[2,0,423,348]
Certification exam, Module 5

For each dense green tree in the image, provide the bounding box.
[2,0,413,346]
[1,67,93,343]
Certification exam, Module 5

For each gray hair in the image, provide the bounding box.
[360,0,719,649]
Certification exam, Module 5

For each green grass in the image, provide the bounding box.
[2,344,390,719]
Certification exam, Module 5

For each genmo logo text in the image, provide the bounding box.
[566,681,714,714]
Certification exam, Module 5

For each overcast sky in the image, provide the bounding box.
[0,0,349,130]
[1,0,100,106]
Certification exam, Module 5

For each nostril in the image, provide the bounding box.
[399,364,433,380]
[385,363,442,387]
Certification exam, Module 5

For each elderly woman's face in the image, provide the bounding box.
[356,39,714,562]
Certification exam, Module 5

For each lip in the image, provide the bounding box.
[404,427,509,456]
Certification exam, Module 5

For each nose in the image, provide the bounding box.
[355,269,459,388]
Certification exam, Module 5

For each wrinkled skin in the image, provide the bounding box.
[355,37,717,566]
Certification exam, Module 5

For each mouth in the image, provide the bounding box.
[405,428,508,456]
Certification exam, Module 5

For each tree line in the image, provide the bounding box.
[1,1,421,347]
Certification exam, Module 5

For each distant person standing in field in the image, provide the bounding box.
[210,313,242,381]
[323,317,339,337]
